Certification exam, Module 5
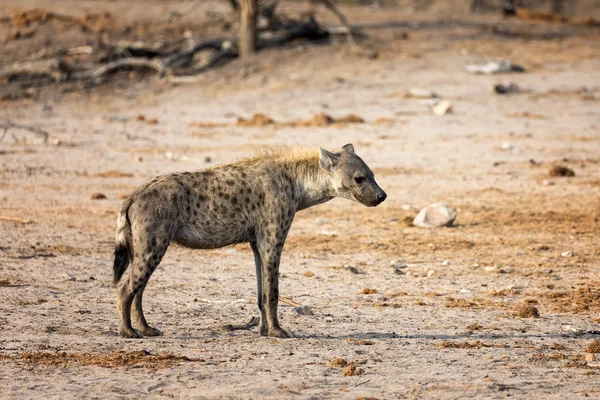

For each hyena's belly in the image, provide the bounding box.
[173,219,253,249]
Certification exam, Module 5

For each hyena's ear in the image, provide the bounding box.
[319,148,339,172]
[341,143,355,154]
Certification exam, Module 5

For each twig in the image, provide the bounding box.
[0,216,33,224]
[0,59,69,82]
[279,295,301,307]
[70,58,166,80]
[0,122,49,144]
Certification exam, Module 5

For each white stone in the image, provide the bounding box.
[561,251,575,257]
[407,88,437,98]
[413,202,457,228]
[433,100,452,116]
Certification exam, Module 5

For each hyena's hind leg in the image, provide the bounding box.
[133,281,163,336]
[118,227,171,339]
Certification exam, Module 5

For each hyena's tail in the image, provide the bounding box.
[113,198,134,285]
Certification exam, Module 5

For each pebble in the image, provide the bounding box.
[494,83,520,94]
[345,265,360,274]
[413,202,457,228]
[542,179,555,186]
[484,266,498,273]
[427,270,436,278]
[433,100,452,116]
[441,260,450,266]
[406,88,437,98]
[501,266,515,273]
[460,288,472,294]
[561,251,575,257]
[585,353,597,362]
[391,259,407,269]
[294,306,314,316]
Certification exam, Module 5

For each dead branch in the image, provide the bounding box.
[0,59,70,82]
[0,5,356,92]
[317,0,356,45]
[0,122,49,144]
[70,57,165,80]
[161,39,234,75]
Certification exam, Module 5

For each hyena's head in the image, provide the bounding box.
[319,144,387,207]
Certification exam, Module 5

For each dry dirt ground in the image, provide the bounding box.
[1,1,600,399]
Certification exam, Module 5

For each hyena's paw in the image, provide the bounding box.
[140,327,163,337]
[267,326,295,339]
[259,323,268,337]
[119,327,143,339]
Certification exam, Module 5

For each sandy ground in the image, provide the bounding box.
[1,1,600,399]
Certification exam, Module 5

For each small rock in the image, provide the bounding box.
[405,88,437,99]
[345,265,360,274]
[394,268,406,275]
[542,179,555,186]
[391,259,407,268]
[294,305,314,316]
[321,229,338,236]
[494,83,520,94]
[549,165,575,177]
[134,155,143,162]
[460,288,472,294]
[500,142,513,150]
[441,260,450,266]
[433,100,452,116]
[465,60,525,74]
[90,192,107,200]
[484,266,498,273]
[427,270,436,278]
[561,251,575,257]
[303,271,314,277]
[401,204,416,211]
[500,266,515,273]
[413,202,457,228]
[585,353,597,362]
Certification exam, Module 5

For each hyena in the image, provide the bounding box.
[113,144,386,338]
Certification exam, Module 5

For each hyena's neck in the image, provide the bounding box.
[289,157,334,211]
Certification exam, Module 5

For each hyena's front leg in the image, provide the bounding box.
[251,241,268,336]
[257,242,295,338]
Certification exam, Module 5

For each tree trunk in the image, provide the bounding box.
[239,0,257,59]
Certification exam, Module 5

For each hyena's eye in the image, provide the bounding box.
[354,176,366,184]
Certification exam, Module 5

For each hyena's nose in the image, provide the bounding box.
[376,191,387,205]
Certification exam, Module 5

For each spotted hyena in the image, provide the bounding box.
[113,144,387,338]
